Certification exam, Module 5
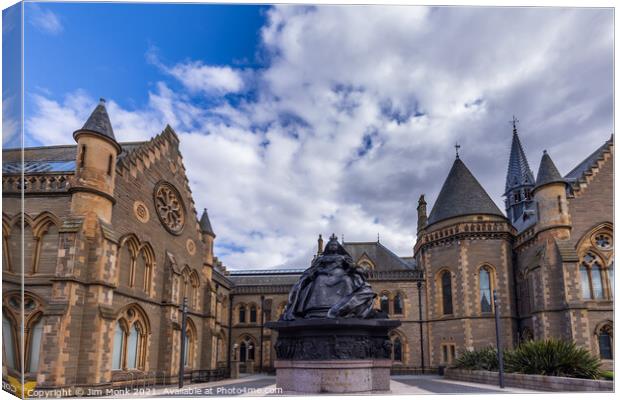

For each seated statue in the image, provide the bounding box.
[280,234,383,320]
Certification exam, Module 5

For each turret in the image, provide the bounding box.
[504,117,535,224]
[200,208,216,265]
[532,150,570,235]
[70,98,121,224]
[417,194,427,235]
[317,234,324,255]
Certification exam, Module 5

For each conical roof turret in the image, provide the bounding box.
[199,208,216,237]
[535,150,565,189]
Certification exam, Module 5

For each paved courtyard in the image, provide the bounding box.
[108,373,536,397]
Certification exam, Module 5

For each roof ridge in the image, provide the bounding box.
[567,135,613,196]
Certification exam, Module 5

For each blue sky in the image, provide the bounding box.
[2,3,614,269]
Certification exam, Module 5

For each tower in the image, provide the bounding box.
[70,98,121,224]
[417,194,427,236]
[200,208,216,265]
[504,117,535,225]
[532,150,570,236]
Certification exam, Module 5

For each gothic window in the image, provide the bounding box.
[238,336,255,362]
[153,182,186,235]
[441,271,453,315]
[183,319,196,368]
[479,266,493,313]
[250,305,257,323]
[441,343,457,364]
[240,342,247,362]
[238,305,246,323]
[580,251,612,300]
[521,327,534,342]
[594,233,612,250]
[107,154,113,176]
[597,324,613,360]
[393,293,404,315]
[2,293,44,373]
[111,305,149,370]
[380,294,390,314]
[393,337,403,362]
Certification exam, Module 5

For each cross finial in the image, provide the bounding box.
[510,115,519,134]
[455,142,461,159]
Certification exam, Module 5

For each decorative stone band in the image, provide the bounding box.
[267,318,401,361]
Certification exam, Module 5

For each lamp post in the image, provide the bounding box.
[178,296,188,388]
[417,280,425,374]
[493,289,505,389]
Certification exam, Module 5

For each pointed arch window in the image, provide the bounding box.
[250,305,257,323]
[111,305,149,370]
[2,293,44,373]
[2,314,17,369]
[441,271,453,315]
[238,305,246,323]
[393,293,403,315]
[580,251,613,300]
[238,336,255,362]
[479,267,493,313]
[597,324,613,360]
[393,337,403,362]
[380,294,390,314]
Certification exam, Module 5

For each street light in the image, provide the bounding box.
[493,289,505,389]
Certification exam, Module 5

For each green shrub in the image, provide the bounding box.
[503,338,601,379]
[453,347,499,371]
[600,371,613,380]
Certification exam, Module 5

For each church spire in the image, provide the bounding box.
[504,116,535,224]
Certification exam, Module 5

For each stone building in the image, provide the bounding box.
[1,100,614,392]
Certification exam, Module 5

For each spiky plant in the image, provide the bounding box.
[504,338,601,379]
[453,347,499,371]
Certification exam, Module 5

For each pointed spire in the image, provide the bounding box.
[535,150,565,188]
[199,208,216,237]
[428,157,504,226]
[505,117,535,194]
[73,98,121,151]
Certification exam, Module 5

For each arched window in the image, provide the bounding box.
[393,337,403,362]
[521,327,534,342]
[393,293,403,315]
[238,305,246,323]
[238,336,255,362]
[380,294,390,314]
[2,314,17,369]
[441,271,453,315]
[184,332,190,367]
[250,305,257,323]
[240,342,247,362]
[111,305,149,370]
[479,267,493,313]
[28,318,44,373]
[597,324,613,360]
[580,251,612,300]
[182,319,196,368]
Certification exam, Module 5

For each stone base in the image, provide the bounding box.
[274,359,392,394]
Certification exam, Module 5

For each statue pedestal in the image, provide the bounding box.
[266,318,400,394]
[230,361,240,379]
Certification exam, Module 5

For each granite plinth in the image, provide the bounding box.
[266,318,400,393]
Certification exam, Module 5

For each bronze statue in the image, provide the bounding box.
[281,234,382,320]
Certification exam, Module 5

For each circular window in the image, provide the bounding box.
[153,182,186,235]
[594,233,612,250]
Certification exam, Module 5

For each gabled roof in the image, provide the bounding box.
[75,99,117,142]
[535,150,565,188]
[343,241,413,271]
[565,135,613,181]
[505,128,535,193]
[199,208,216,237]
[427,157,504,226]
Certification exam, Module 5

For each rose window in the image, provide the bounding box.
[154,182,186,234]
[594,233,612,250]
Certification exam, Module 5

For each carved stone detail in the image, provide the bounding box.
[153,181,185,235]
[274,334,393,360]
[133,200,150,223]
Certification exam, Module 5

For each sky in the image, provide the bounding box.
[2,2,614,269]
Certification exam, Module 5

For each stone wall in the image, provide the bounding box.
[445,368,613,392]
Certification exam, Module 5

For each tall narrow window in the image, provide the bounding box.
[393,338,403,362]
[248,344,255,360]
[28,318,43,373]
[127,324,139,369]
[250,306,257,323]
[441,271,453,315]
[608,262,614,297]
[591,262,604,299]
[80,145,87,167]
[112,322,125,370]
[393,293,403,315]
[480,267,492,313]
[580,264,592,299]
[380,295,389,314]
[240,342,247,362]
[2,315,16,369]
[598,325,613,360]
[184,334,190,366]
[107,154,113,176]
[557,195,563,213]
[239,306,246,323]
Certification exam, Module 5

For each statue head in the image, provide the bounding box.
[323,233,348,256]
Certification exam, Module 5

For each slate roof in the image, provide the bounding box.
[199,208,216,237]
[75,99,117,143]
[535,150,565,188]
[427,157,504,226]
[565,136,613,181]
[343,241,414,271]
[505,128,535,193]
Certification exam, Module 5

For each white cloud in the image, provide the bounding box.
[28,4,63,35]
[25,6,613,269]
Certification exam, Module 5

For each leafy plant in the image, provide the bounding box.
[600,371,613,380]
[453,347,499,371]
[503,338,601,379]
